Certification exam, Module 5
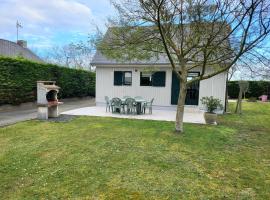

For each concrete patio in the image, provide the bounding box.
[62,106,206,124]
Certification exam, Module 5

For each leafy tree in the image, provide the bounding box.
[94,0,270,133]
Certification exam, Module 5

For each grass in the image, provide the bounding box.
[0,102,270,199]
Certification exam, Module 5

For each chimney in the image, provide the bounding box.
[17,40,27,48]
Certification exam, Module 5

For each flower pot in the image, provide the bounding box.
[204,112,217,125]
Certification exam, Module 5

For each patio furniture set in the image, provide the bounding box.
[105,96,154,115]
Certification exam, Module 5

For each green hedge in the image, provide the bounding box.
[0,57,95,105]
[228,81,270,99]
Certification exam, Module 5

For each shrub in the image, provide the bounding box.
[0,57,95,105]
[228,81,270,99]
[200,96,223,113]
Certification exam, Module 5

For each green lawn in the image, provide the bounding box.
[0,102,270,199]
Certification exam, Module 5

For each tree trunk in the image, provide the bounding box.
[239,96,242,114]
[235,89,243,114]
[175,80,187,133]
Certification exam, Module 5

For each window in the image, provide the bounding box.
[187,72,200,81]
[140,71,166,87]
[123,71,132,85]
[140,72,152,86]
[114,71,132,86]
[186,72,200,105]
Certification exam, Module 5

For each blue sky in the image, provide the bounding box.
[0,0,116,56]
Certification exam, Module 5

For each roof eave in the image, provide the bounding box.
[91,62,171,66]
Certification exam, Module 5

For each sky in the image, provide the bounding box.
[0,0,116,56]
[0,0,269,80]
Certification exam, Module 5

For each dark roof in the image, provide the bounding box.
[91,26,170,66]
[0,39,43,62]
[91,23,231,67]
[91,51,169,66]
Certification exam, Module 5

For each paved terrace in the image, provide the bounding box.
[1,98,206,126]
[62,106,206,124]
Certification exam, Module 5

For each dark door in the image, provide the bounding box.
[171,72,200,105]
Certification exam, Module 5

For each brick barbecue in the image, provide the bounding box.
[37,81,63,120]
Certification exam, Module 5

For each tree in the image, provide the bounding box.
[235,81,249,114]
[262,67,270,80]
[232,38,270,80]
[95,0,270,133]
[45,41,93,70]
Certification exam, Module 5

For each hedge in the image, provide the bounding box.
[0,57,95,105]
[228,81,270,99]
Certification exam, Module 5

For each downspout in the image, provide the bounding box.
[224,70,229,113]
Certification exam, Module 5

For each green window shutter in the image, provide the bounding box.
[152,71,166,87]
[114,71,123,85]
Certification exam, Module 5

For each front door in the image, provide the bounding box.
[171,72,200,105]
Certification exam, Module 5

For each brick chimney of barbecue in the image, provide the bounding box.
[17,40,27,48]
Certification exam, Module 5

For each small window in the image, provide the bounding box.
[140,72,152,86]
[114,71,132,86]
[123,71,132,85]
[187,72,200,81]
[140,71,166,87]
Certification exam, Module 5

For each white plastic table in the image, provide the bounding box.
[121,98,146,114]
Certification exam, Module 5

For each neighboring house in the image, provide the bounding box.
[0,39,43,62]
[91,35,227,112]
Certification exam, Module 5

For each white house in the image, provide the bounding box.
[91,51,227,112]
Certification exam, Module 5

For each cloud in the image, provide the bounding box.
[0,0,92,30]
[0,0,115,54]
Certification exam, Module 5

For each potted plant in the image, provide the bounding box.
[200,96,223,124]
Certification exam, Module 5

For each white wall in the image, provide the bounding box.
[96,66,172,106]
[198,71,227,110]
[96,66,227,110]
